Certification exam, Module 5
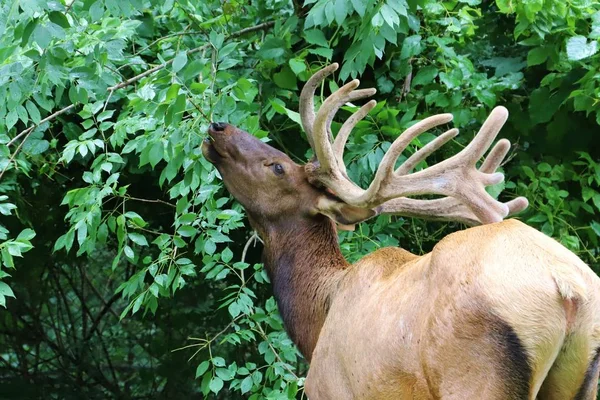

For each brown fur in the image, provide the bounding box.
[202,123,600,399]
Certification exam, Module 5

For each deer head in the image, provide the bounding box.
[202,63,528,235]
[201,123,376,236]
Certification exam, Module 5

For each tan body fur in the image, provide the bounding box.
[306,220,600,399]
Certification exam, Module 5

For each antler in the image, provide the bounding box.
[299,63,528,225]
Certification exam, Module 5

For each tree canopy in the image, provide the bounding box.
[0,0,599,398]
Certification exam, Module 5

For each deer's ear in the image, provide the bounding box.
[315,196,376,228]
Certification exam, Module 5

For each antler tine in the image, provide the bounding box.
[324,88,377,144]
[368,114,454,197]
[505,197,529,216]
[312,79,376,176]
[395,128,459,176]
[462,106,508,164]
[333,100,378,176]
[300,65,527,225]
[480,138,510,172]
[375,132,529,226]
[479,138,529,216]
[300,63,340,148]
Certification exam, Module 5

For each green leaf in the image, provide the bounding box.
[0,203,17,216]
[412,66,438,86]
[304,29,328,47]
[124,245,134,259]
[257,37,287,60]
[289,58,306,75]
[48,11,70,28]
[212,357,226,367]
[215,367,235,381]
[1,249,14,269]
[527,47,549,66]
[209,377,224,394]
[196,361,210,378]
[240,376,253,394]
[17,229,36,241]
[566,36,598,61]
[333,0,349,25]
[6,110,18,130]
[309,47,333,59]
[25,100,41,124]
[0,282,15,298]
[149,141,164,168]
[496,0,515,13]
[172,51,188,73]
[204,239,216,255]
[97,110,115,122]
[350,0,366,16]
[537,163,552,173]
[273,67,297,90]
[128,233,148,246]
[400,35,422,59]
[591,221,600,237]
[221,247,233,263]
[178,226,197,237]
[22,131,50,155]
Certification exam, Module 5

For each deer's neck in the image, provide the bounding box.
[262,216,348,361]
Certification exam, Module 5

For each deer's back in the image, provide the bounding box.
[306,219,600,399]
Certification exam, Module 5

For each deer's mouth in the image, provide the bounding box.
[203,123,232,163]
[202,138,225,163]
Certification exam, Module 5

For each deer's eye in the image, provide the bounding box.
[272,163,285,176]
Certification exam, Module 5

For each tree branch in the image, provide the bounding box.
[4,20,275,175]
[7,104,76,146]
[107,20,275,92]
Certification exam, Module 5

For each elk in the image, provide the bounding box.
[201,63,600,399]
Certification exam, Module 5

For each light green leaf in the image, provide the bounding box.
[128,233,148,246]
[25,100,41,124]
[149,141,164,168]
[591,221,600,237]
[349,0,366,16]
[17,229,36,241]
[240,376,253,394]
[412,66,438,86]
[0,282,15,298]
[566,36,598,61]
[172,51,188,73]
[527,47,549,66]
[209,377,223,394]
[196,361,210,378]
[289,58,306,75]
[304,29,328,47]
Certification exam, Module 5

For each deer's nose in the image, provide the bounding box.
[210,122,227,132]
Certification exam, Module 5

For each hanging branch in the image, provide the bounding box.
[7,104,76,146]
[107,20,275,92]
[2,20,276,177]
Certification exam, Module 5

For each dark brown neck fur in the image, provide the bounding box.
[261,215,349,361]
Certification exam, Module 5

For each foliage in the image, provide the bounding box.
[0,0,598,398]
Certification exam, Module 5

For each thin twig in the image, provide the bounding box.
[3,21,274,179]
[171,315,243,361]
[0,128,36,181]
[255,323,299,379]
[7,104,76,146]
[122,195,176,208]
[64,0,75,14]
[242,232,261,263]
[133,30,205,56]
[107,21,275,92]
[83,272,120,320]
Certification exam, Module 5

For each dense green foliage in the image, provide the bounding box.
[0,0,598,398]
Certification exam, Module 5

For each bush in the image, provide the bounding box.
[0,0,598,398]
